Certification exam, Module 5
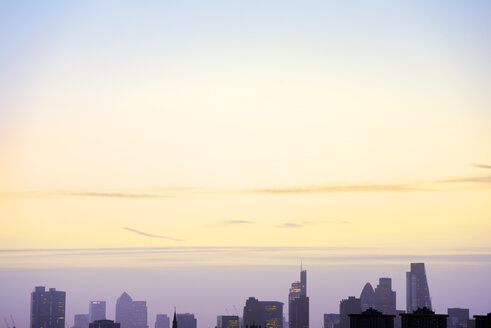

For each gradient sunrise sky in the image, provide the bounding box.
[0,1,490,326]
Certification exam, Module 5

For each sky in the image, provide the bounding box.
[0,0,490,327]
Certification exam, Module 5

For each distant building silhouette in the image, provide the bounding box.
[394,310,405,328]
[172,312,177,328]
[289,269,309,328]
[323,314,340,328]
[374,278,396,316]
[339,297,361,328]
[89,320,120,328]
[155,315,170,328]
[115,292,148,328]
[400,307,447,328]
[406,264,432,313]
[448,309,469,328]
[243,297,284,328]
[31,286,66,328]
[244,297,264,328]
[360,283,375,311]
[217,316,239,328]
[90,302,106,322]
[349,308,395,328]
[176,314,196,328]
[473,313,491,328]
[262,302,284,328]
[73,315,89,328]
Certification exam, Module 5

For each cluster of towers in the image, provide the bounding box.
[29,263,490,328]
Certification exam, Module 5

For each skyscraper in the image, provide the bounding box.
[339,297,361,328]
[155,315,170,328]
[116,292,134,328]
[406,263,432,313]
[374,278,396,315]
[31,286,66,328]
[172,312,177,328]
[244,297,264,328]
[176,314,196,328]
[115,292,148,328]
[360,283,375,311]
[262,302,284,328]
[133,302,148,328]
[90,302,106,322]
[289,270,309,328]
[217,316,239,328]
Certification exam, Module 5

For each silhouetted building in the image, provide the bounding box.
[448,309,469,328]
[289,270,309,328]
[73,315,89,328]
[290,297,308,328]
[176,314,196,328]
[115,292,148,328]
[244,297,264,328]
[324,314,340,328]
[340,297,362,328]
[406,264,432,313]
[217,316,239,328]
[31,286,66,328]
[172,312,177,328]
[155,315,170,328]
[89,320,120,328]
[467,320,475,328]
[360,283,375,311]
[349,308,395,328]
[473,313,491,328]
[262,302,284,328]
[400,308,447,328]
[90,302,106,322]
[374,278,396,316]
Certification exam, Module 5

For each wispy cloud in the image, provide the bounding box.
[276,223,303,228]
[249,183,425,194]
[470,163,491,169]
[122,227,183,241]
[209,220,254,227]
[440,176,491,184]
[275,220,349,229]
[70,192,160,198]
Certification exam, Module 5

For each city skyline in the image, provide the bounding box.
[0,1,490,328]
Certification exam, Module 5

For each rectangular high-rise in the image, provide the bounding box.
[262,301,284,328]
[406,263,432,313]
[176,314,196,328]
[339,297,361,328]
[217,316,239,328]
[90,302,106,322]
[155,315,170,328]
[374,278,396,315]
[289,270,309,328]
[31,286,66,328]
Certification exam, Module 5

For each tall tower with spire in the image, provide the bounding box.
[289,267,309,328]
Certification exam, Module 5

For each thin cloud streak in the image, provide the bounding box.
[209,220,254,227]
[440,175,491,184]
[470,163,491,169]
[122,227,183,241]
[249,183,426,194]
